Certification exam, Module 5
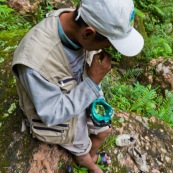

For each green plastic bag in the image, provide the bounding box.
[90,99,113,127]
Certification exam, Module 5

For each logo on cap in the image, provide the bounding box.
[127,8,135,33]
[129,9,135,27]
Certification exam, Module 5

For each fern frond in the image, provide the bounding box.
[122,68,143,82]
[154,91,173,123]
[130,84,157,112]
[135,1,148,9]
[148,4,165,18]
[147,36,172,57]
[135,8,146,19]
[0,5,13,17]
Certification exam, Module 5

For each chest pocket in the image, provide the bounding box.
[57,77,77,93]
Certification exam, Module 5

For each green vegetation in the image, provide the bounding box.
[134,0,173,59]
[33,0,55,23]
[72,0,79,5]
[0,0,32,87]
[104,47,122,62]
[0,0,32,128]
[73,159,108,173]
[105,80,173,128]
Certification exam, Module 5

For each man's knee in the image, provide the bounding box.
[96,127,112,139]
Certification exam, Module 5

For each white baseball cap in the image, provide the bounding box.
[75,0,144,56]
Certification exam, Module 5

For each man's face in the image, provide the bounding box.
[77,26,112,51]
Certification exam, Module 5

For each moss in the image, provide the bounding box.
[112,116,124,128]
[0,107,39,172]
[0,28,26,123]
[0,60,18,122]
[0,29,28,41]
[148,120,165,130]
[0,15,35,170]
[147,117,172,143]
[136,16,148,40]
[111,158,128,173]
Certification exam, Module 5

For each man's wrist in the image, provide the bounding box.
[87,77,101,91]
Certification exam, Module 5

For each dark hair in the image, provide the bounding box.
[73,7,107,42]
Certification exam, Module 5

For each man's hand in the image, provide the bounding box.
[88,51,112,84]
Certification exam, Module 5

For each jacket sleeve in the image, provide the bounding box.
[17,65,102,126]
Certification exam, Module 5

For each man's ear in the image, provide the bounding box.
[82,26,96,40]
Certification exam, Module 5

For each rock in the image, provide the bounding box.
[117,153,124,161]
[2,104,173,172]
[0,108,72,173]
[139,57,173,91]
[50,0,74,9]
[110,112,173,173]
[7,0,74,15]
[114,149,118,154]
[8,0,41,15]
[151,169,160,173]
[160,148,167,154]
[164,156,171,164]
[144,136,150,142]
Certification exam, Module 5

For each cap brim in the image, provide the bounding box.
[109,28,144,57]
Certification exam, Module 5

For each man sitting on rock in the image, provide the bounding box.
[12,0,144,172]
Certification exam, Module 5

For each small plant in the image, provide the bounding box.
[130,83,157,114]
[73,164,88,173]
[0,0,32,31]
[0,2,33,60]
[0,4,13,17]
[154,91,173,127]
[72,0,80,5]
[34,1,55,22]
[120,68,143,83]
[99,134,117,151]
[104,47,122,62]
[144,33,172,59]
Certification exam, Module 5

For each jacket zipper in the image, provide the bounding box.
[33,126,64,133]
[32,119,69,127]
[58,77,75,87]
